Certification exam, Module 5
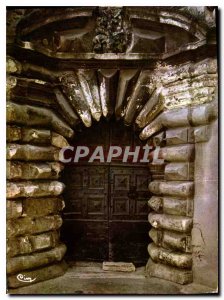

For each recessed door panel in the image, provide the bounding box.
[61,120,151,264]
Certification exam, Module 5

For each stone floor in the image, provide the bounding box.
[8,261,216,295]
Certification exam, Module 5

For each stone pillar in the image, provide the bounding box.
[143,101,218,285]
[138,58,218,285]
[192,105,218,288]
[6,61,74,288]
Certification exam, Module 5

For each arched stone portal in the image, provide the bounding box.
[6,6,218,292]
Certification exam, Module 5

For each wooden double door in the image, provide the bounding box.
[61,120,151,265]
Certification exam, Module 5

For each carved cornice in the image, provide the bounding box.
[7,6,216,62]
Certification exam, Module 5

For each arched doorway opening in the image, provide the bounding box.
[61,119,151,266]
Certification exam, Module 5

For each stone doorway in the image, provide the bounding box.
[6,6,218,292]
[61,119,151,265]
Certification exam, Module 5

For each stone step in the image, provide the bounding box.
[102,262,135,272]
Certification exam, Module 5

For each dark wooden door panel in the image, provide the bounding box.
[61,120,151,264]
[109,166,150,264]
[61,220,109,261]
[109,221,149,266]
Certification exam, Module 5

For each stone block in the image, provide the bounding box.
[148,243,192,268]
[7,243,66,274]
[153,131,165,147]
[149,228,192,253]
[51,132,70,148]
[165,163,194,180]
[148,196,189,216]
[193,125,211,143]
[7,260,68,288]
[162,197,188,216]
[140,102,217,140]
[7,144,59,161]
[7,161,64,180]
[7,181,65,198]
[148,196,163,212]
[7,215,62,238]
[135,85,163,128]
[7,231,59,257]
[7,200,23,219]
[6,101,74,138]
[22,197,64,217]
[102,262,135,272]
[54,87,80,127]
[149,181,194,197]
[146,259,193,285]
[166,128,193,145]
[148,212,193,233]
[29,231,59,252]
[161,145,195,162]
[7,126,51,144]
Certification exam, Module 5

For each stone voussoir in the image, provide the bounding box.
[7,101,74,139]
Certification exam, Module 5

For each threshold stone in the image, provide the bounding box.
[102,262,135,272]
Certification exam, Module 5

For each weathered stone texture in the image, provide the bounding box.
[59,72,92,127]
[22,197,64,217]
[7,261,68,288]
[7,126,51,144]
[148,196,190,216]
[51,132,69,149]
[140,102,217,140]
[7,101,74,139]
[7,243,66,274]
[7,215,62,238]
[7,231,60,257]
[7,161,64,180]
[7,181,65,198]
[146,259,193,284]
[102,262,135,272]
[7,144,60,161]
[164,163,194,180]
[193,125,211,143]
[160,145,195,162]
[148,243,192,268]
[149,228,192,253]
[166,128,194,145]
[7,200,23,219]
[148,213,193,233]
[149,181,194,198]
[54,88,80,127]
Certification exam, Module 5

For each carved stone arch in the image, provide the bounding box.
[6,6,218,292]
